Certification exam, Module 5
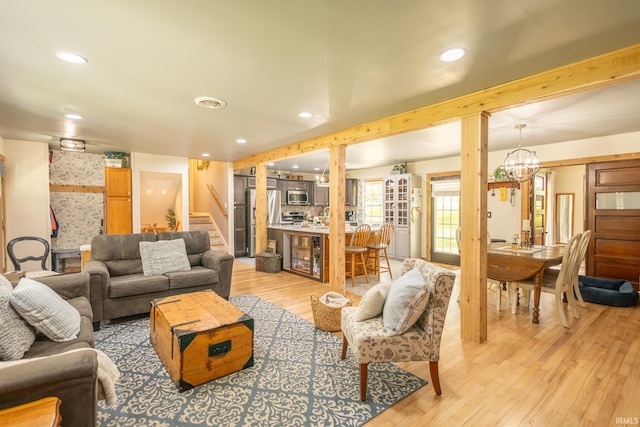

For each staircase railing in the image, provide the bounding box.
[206,184,228,218]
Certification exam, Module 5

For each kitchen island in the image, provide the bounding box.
[267,224,377,283]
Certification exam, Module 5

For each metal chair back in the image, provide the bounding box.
[7,236,50,271]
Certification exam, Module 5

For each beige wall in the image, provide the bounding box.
[131,152,189,233]
[191,159,230,242]
[4,139,51,271]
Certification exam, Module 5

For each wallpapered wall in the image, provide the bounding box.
[49,151,104,252]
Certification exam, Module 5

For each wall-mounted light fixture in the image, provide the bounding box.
[60,138,86,152]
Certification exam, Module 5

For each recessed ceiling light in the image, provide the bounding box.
[56,52,88,64]
[236,138,247,144]
[292,165,299,169]
[298,112,314,118]
[202,153,210,157]
[439,47,466,62]
[194,96,227,109]
[313,167,320,171]
[268,162,275,166]
[377,157,384,161]
[65,112,83,120]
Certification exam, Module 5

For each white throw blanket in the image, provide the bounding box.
[320,292,351,308]
[0,348,120,405]
[95,348,120,405]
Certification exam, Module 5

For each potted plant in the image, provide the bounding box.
[165,209,177,231]
[104,151,128,168]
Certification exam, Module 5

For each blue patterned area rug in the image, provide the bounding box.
[95,294,426,426]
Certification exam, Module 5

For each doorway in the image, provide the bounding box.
[429,175,460,265]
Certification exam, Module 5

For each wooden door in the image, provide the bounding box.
[105,197,132,234]
[587,159,640,289]
[105,167,131,197]
[105,168,132,234]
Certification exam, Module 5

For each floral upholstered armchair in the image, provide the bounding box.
[341,258,456,401]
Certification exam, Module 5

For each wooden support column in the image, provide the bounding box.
[460,112,489,343]
[328,145,346,293]
[254,164,268,255]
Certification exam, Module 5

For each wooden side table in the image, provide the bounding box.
[0,397,61,426]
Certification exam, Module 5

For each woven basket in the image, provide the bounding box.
[310,293,352,332]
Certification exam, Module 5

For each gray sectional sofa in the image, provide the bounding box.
[0,272,99,427]
[83,231,234,328]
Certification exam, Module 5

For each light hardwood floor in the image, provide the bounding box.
[229,260,640,427]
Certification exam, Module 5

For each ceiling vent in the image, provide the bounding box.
[194,96,227,109]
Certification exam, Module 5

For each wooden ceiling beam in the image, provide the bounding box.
[233,43,640,170]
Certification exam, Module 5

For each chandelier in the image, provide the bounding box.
[503,124,540,183]
[316,159,330,187]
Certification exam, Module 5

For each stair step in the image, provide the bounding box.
[189,215,212,224]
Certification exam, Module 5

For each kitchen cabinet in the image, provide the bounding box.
[314,184,329,206]
[345,179,358,207]
[383,173,421,259]
[247,176,277,188]
[233,175,247,204]
[314,179,357,207]
[105,167,132,234]
[234,204,247,256]
[290,233,322,280]
[284,180,311,191]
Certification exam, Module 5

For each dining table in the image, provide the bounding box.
[487,243,565,324]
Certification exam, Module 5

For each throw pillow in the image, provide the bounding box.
[139,239,191,276]
[355,280,393,321]
[382,266,429,336]
[9,277,81,342]
[0,275,36,360]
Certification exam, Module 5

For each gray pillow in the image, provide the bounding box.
[10,277,81,342]
[139,238,191,276]
[0,275,36,360]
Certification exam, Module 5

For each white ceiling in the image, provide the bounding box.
[1,1,639,173]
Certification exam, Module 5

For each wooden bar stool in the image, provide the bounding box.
[366,222,394,281]
[345,224,371,286]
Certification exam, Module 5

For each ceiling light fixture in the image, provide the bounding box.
[236,138,247,144]
[194,96,227,109]
[202,153,210,157]
[56,52,88,64]
[60,138,85,152]
[316,160,329,187]
[298,112,314,118]
[64,112,83,120]
[439,47,466,62]
[503,124,540,183]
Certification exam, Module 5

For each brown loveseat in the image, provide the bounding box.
[0,272,99,427]
[83,230,234,329]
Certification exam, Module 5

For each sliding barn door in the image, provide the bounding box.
[586,159,640,289]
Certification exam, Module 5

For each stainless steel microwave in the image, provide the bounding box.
[287,190,309,205]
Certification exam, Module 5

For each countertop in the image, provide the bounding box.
[268,224,375,235]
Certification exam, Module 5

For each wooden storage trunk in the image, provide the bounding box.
[150,290,254,392]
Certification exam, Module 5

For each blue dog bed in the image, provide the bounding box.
[578,275,638,307]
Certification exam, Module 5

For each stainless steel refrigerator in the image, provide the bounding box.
[246,189,282,257]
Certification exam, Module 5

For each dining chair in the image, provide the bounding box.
[572,229,591,307]
[341,258,457,400]
[365,222,394,281]
[345,224,371,287]
[456,227,505,311]
[7,236,58,278]
[508,232,583,328]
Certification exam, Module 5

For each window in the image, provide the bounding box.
[364,179,383,225]
[430,176,460,264]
